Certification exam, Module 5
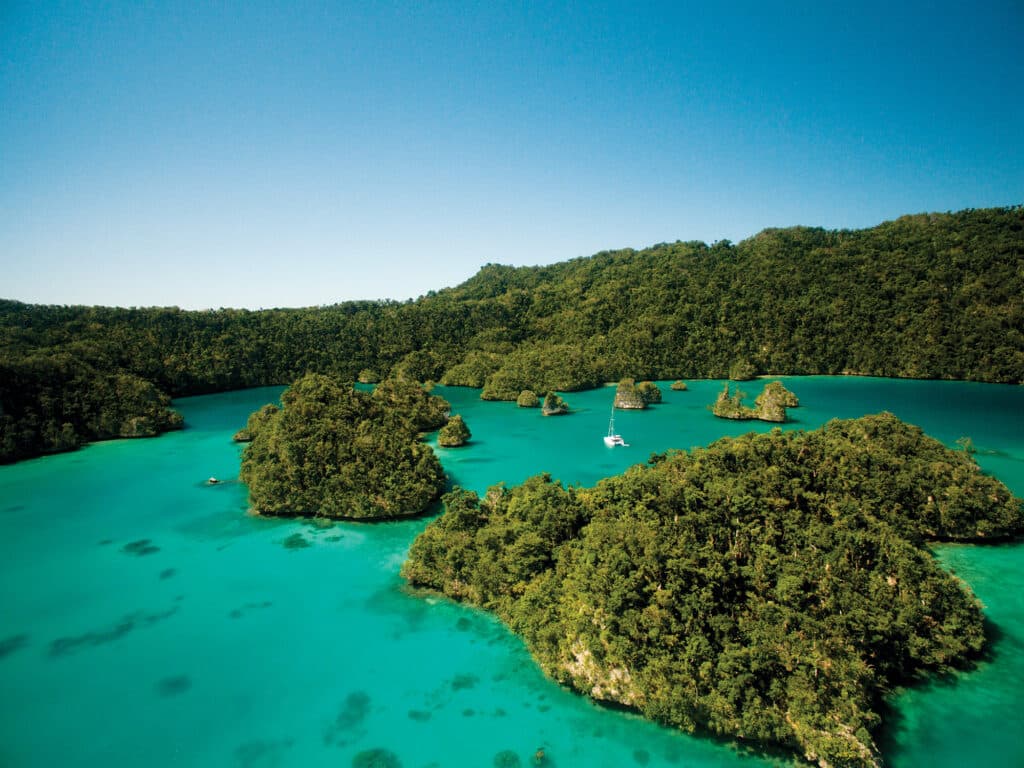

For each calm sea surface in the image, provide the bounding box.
[1,377,1022,768]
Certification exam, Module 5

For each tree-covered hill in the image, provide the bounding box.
[239,374,448,519]
[401,414,1024,767]
[1,206,1021,462]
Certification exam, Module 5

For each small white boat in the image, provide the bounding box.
[603,403,628,447]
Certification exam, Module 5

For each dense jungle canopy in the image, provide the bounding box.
[402,414,1024,768]
[239,374,449,519]
[1,206,1021,462]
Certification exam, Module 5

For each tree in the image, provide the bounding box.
[438,414,471,447]
[729,359,757,381]
[542,392,569,415]
[712,381,795,422]
[3,206,1023,464]
[404,413,1024,768]
[235,402,279,442]
[753,381,797,422]
[517,390,540,408]
[711,382,753,419]
[240,373,446,519]
[614,378,646,409]
[759,380,799,407]
[637,380,662,404]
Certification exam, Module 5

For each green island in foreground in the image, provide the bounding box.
[239,374,451,519]
[402,413,1024,768]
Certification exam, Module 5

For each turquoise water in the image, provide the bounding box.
[0,377,1022,767]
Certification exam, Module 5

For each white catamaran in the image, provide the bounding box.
[603,402,627,447]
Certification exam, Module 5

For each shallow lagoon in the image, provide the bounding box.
[1,377,1022,767]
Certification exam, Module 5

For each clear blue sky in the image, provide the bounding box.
[2,1,1021,309]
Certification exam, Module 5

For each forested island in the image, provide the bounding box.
[614,378,663,409]
[541,392,570,415]
[239,374,449,519]
[437,414,471,447]
[402,413,1024,768]
[1,206,1022,462]
[713,380,799,422]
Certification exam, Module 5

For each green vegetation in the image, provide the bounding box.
[2,206,1022,462]
[761,380,799,407]
[233,403,279,442]
[713,381,797,423]
[438,415,471,447]
[637,380,662,404]
[728,359,757,381]
[615,378,662,409]
[479,344,603,401]
[754,381,799,422]
[369,378,450,433]
[670,380,688,391]
[0,353,183,462]
[440,351,502,389]
[541,392,569,416]
[516,390,540,408]
[392,349,445,384]
[402,414,1024,767]
[239,374,447,519]
[711,383,754,420]
[614,378,647,409]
